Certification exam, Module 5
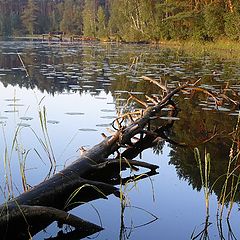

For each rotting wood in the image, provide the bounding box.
[0,77,238,239]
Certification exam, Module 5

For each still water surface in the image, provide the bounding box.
[0,41,240,239]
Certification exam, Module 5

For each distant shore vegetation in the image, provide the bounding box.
[1,0,240,44]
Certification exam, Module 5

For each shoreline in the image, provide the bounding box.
[9,35,240,59]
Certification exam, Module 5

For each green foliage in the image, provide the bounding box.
[0,0,240,42]
[82,0,97,37]
[49,3,63,32]
[108,0,127,40]
[203,3,225,41]
[191,13,207,41]
[60,0,83,34]
[21,0,39,35]
[96,6,107,38]
[224,12,240,41]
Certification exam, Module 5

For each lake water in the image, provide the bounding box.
[0,40,240,239]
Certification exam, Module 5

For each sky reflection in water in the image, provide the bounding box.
[0,41,239,239]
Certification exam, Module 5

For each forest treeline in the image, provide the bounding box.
[1,0,240,42]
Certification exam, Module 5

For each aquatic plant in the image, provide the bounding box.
[218,110,240,219]
[194,148,211,217]
[1,95,30,198]
[35,104,56,174]
[194,110,240,221]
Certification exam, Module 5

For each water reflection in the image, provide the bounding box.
[191,217,239,240]
[0,40,240,239]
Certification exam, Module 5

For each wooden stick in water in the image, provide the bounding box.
[17,52,30,77]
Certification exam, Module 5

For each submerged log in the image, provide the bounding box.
[1,79,228,239]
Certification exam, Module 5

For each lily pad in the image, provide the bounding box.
[217,107,230,112]
[17,123,31,127]
[96,123,112,127]
[201,107,213,111]
[101,109,115,113]
[47,120,59,124]
[20,117,33,121]
[4,110,19,113]
[7,104,24,107]
[100,116,117,119]
[79,128,98,132]
[65,112,84,115]
[129,91,144,95]
[5,98,21,102]
[228,112,240,116]
[160,116,180,120]
[95,97,107,100]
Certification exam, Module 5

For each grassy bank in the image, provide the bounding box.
[159,39,240,59]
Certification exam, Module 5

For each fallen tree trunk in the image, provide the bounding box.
[0,80,214,239]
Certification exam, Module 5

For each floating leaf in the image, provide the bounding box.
[7,104,24,107]
[79,128,98,132]
[4,110,19,113]
[201,107,213,111]
[161,108,173,111]
[160,116,180,120]
[47,120,59,124]
[217,107,230,112]
[100,116,117,119]
[129,91,144,95]
[114,90,128,94]
[101,109,115,113]
[95,97,107,100]
[65,112,84,115]
[5,98,21,102]
[17,123,31,127]
[96,123,112,127]
[20,117,33,121]
[229,112,239,116]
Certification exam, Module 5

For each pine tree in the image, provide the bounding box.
[82,0,97,37]
[60,0,83,34]
[21,0,39,35]
[96,6,107,38]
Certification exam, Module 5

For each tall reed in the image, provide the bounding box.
[194,148,211,217]
[195,111,240,220]
[218,110,240,219]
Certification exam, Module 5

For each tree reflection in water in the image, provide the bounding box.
[0,41,240,239]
